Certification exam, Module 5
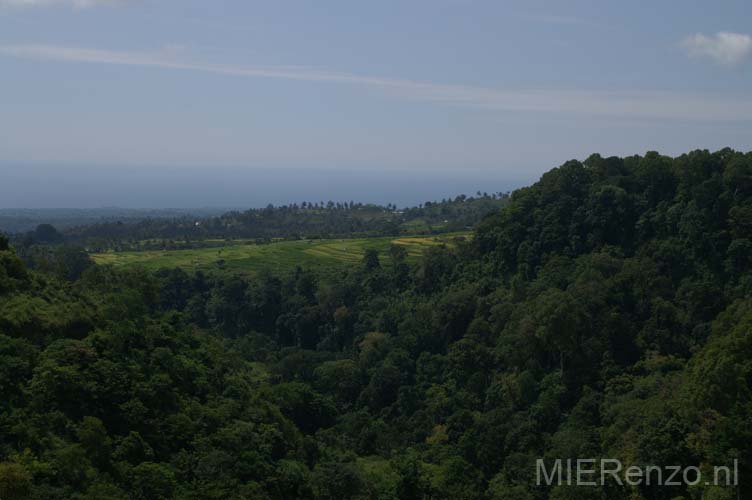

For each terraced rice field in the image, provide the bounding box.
[91,233,469,275]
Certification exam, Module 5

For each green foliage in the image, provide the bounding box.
[62,194,508,250]
[0,149,749,499]
[0,462,32,500]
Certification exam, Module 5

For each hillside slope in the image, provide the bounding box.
[0,149,750,499]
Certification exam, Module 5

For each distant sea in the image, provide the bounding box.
[0,163,535,211]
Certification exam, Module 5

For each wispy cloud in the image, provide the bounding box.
[0,0,120,8]
[681,31,752,66]
[1,44,752,121]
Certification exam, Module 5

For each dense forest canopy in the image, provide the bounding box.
[0,148,750,499]
[0,208,232,235]
[24,193,509,253]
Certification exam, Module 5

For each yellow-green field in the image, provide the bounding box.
[91,233,469,275]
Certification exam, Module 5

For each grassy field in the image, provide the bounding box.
[91,233,468,275]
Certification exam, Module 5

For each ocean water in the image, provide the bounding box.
[0,163,535,209]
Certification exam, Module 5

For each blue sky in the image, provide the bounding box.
[1,0,751,207]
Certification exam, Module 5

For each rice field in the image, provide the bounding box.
[91,233,469,275]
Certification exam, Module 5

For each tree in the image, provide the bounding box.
[389,244,408,265]
[363,249,380,271]
[311,462,363,500]
[0,462,31,500]
[33,223,63,244]
[130,462,176,500]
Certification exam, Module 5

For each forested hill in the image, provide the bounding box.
[0,148,751,500]
[57,193,509,251]
[0,208,232,235]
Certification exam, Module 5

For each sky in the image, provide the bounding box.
[1,0,751,208]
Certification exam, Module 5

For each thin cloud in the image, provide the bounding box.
[0,0,120,7]
[1,44,752,121]
[681,31,752,66]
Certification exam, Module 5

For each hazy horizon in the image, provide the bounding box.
[1,162,535,209]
